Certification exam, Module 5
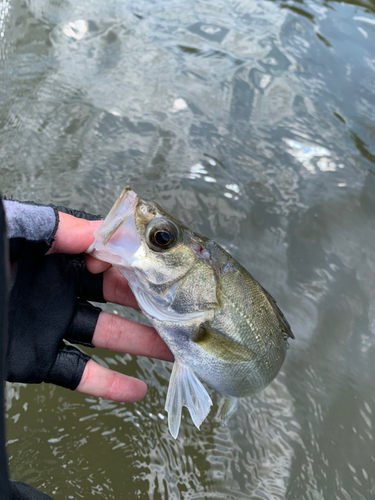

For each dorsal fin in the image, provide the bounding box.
[260,286,294,340]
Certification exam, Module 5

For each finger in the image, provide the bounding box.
[103,267,139,309]
[76,359,147,402]
[93,312,174,362]
[85,253,112,274]
[48,213,103,254]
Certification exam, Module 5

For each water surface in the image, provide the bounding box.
[1,0,375,498]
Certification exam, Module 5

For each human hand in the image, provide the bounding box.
[8,211,173,403]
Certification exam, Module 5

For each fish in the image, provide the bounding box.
[88,188,294,438]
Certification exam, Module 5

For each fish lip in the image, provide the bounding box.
[93,188,138,246]
[87,188,141,266]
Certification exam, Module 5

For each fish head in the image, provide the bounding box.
[89,188,212,293]
[132,195,202,286]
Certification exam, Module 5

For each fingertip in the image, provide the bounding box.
[76,360,148,403]
[89,220,103,229]
[85,254,112,274]
[108,375,148,403]
[134,378,148,401]
[112,375,148,403]
[50,212,96,254]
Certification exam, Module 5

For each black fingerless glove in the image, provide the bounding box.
[6,206,105,390]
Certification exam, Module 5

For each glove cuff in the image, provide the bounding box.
[45,345,90,390]
[3,200,59,260]
[66,302,101,347]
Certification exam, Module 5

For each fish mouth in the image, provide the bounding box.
[88,188,141,267]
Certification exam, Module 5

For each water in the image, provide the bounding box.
[1,0,375,498]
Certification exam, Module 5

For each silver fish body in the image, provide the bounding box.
[89,188,293,437]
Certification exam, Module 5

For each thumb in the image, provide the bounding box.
[48,212,103,255]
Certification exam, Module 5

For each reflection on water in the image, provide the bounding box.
[284,139,345,174]
[63,20,89,41]
[1,0,375,498]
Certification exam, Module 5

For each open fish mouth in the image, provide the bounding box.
[88,188,141,267]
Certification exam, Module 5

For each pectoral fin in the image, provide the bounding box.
[165,361,213,439]
[193,324,256,363]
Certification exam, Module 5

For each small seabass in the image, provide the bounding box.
[89,188,294,438]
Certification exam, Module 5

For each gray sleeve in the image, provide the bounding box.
[3,200,57,241]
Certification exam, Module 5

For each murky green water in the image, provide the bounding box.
[1,0,375,498]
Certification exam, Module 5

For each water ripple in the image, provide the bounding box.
[2,0,375,498]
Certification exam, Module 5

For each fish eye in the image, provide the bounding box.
[146,219,178,252]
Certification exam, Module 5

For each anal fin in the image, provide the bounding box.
[165,361,213,439]
[216,396,239,425]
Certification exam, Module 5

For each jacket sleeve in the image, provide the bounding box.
[0,197,11,500]
[3,200,58,261]
[10,481,52,500]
